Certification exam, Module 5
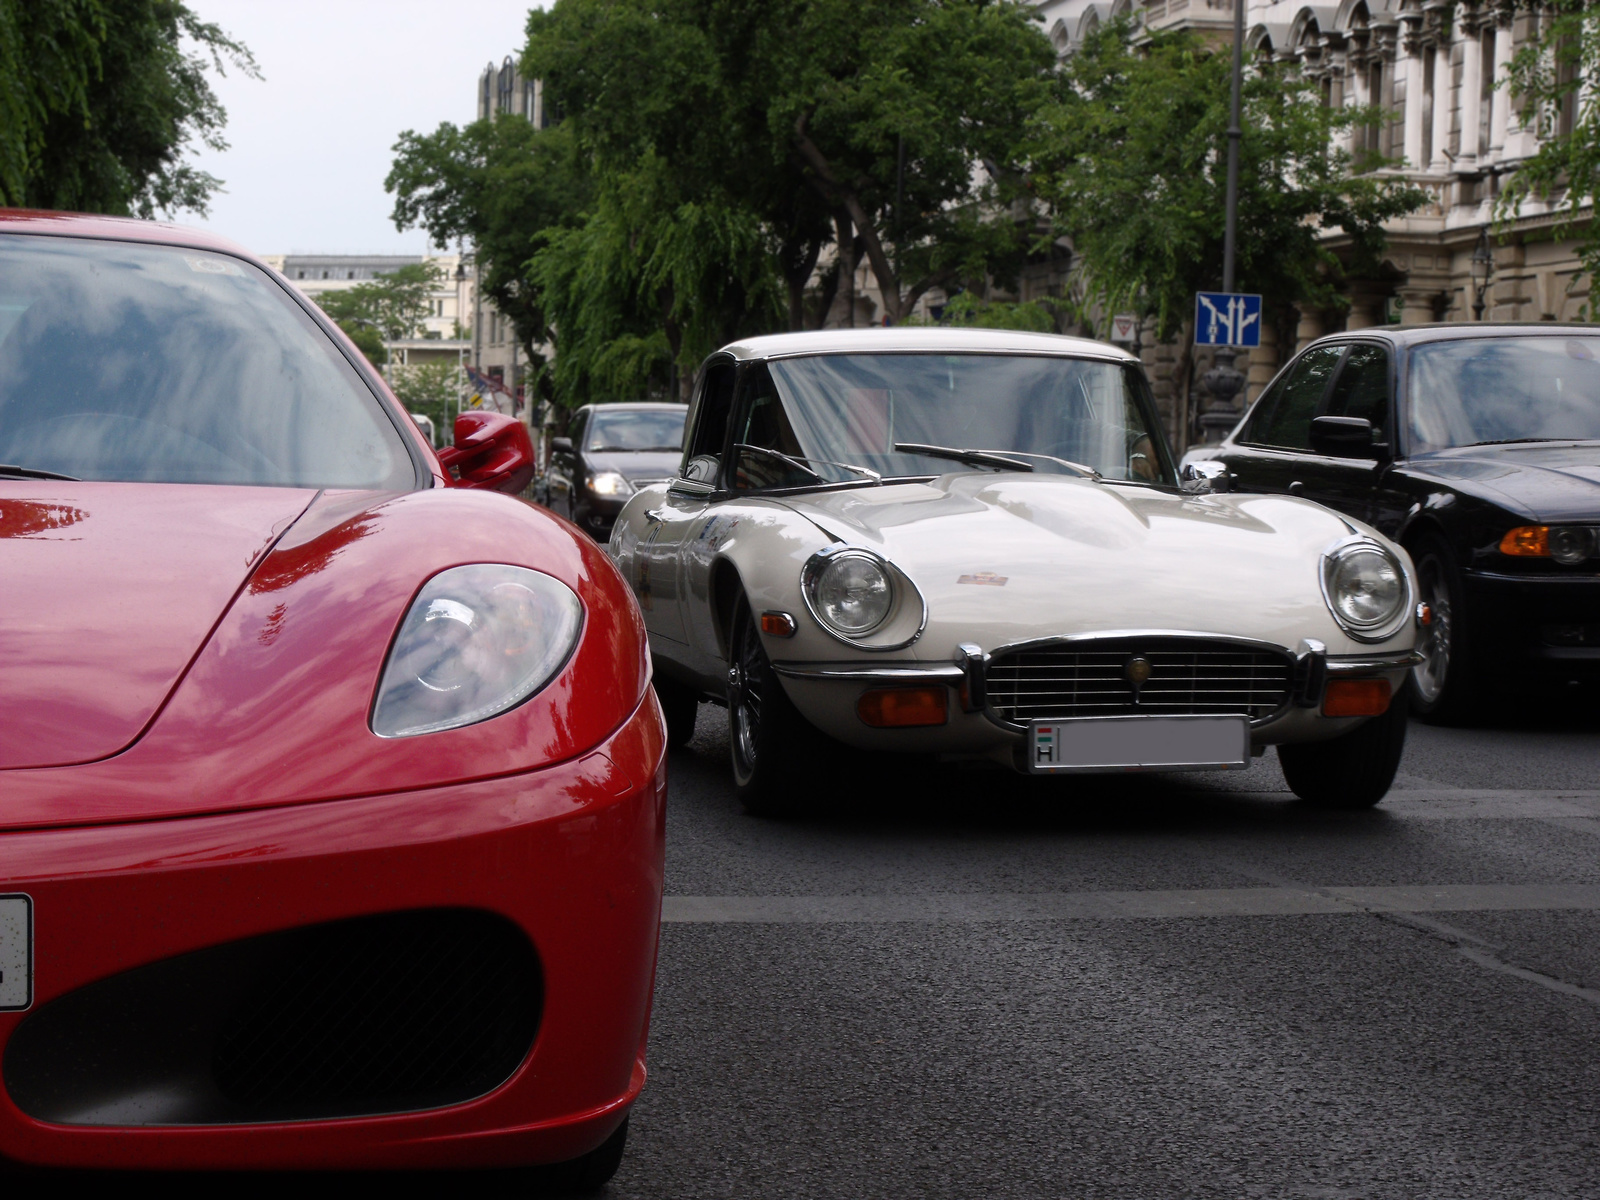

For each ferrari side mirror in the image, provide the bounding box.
[437,411,536,495]
[1309,416,1377,459]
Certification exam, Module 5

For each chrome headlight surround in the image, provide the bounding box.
[800,546,896,640]
[1319,536,1412,644]
[371,563,584,738]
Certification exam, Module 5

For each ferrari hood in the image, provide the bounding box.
[780,472,1375,653]
[0,483,316,770]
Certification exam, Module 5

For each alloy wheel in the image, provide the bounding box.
[1412,554,1453,706]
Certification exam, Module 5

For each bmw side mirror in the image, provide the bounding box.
[551,436,574,455]
[437,411,536,494]
[1309,416,1377,459]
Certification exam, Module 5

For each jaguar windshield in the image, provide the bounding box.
[1407,336,1600,452]
[730,353,1173,491]
[0,235,416,488]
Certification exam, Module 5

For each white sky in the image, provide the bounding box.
[182,1,542,256]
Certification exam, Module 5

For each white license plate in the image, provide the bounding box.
[1028,716,1250,774]
[0,894,32,1011]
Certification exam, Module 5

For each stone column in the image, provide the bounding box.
[1294,303,1325,350]
[1459,24,1482,161]
[1397,285,1439,325]
[1489,18,1513,154]
[1430,40,1452,169]
[1345,285,1389,330]
[1402,42,1427,169]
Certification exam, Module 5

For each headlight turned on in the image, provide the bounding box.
[588,471,634,497]
[1321,539,1408,642]
[371,564,583,737]
[804,549,894,637]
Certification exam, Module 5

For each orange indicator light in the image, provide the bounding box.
[1322,677,1392,718]
[857,686,948,728]
[760,611,797,637]
[1500,525,1550,557]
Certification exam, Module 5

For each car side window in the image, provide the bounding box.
[1254,346,1344,450]
[566,409,588,454]
[681,361,736,483]
[1323,342,1391,443]
[729,363,812,490]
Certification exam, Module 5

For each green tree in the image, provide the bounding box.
[315,262,445,362]
[1496,0,1600,315]
[0,0,256,215]
[389,360,464,440]
[388,115,591,400]
[1034,21,1423,353]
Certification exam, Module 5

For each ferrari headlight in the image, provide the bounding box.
[588,470,634,497]
[802,548,894,637]
[371,564,583,737]
[1321,539,1408,642]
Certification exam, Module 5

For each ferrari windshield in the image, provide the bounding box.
[0,235,415,488]
[1407,336,1600,452]
[588,407,685,452]
[743,353,1173,489]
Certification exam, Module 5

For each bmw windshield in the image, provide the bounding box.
[1407,336,1600,452]
[0,235,416,488]
[729,353,1175,491]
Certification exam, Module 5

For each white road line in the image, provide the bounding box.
[662,884,1600,924]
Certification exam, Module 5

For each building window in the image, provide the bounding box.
[297,270,305,279]
[1367,60,1385,157]
[347,270,355,280]
[321,270,329,279]
[1420,49,1435,166]
[1480,29,1496,149]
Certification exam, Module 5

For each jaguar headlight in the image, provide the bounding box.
[802,548,894,637]
[588,470,634,497]
[371,563,583,737]
[1320,538,1409,642]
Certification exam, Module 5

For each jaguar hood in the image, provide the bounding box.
[778,473,1389,655]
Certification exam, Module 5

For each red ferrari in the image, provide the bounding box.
[0,211,666,1187]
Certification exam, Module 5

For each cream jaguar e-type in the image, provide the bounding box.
[608,329,1422,813]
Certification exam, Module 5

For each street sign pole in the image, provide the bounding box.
[1197,0,1249,445]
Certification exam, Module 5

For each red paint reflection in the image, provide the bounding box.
[0,501,88,538]
[249,514,377,594]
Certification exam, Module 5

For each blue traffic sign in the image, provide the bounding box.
[1194,292,1263,348]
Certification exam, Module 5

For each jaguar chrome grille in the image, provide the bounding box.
[985,638,1293,725]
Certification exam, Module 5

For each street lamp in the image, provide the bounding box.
[1470,226,1495,321]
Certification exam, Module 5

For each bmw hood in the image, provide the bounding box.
[585,450,681,485]
[1409,443,1600,522]
[0,483,316,770]
[779,473,1385,654]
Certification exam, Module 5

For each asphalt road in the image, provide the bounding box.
[610,684,1600,1200]
[44,686,1600,1199]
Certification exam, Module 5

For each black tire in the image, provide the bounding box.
[1408,533,1479,724]
[1278,689,1409,809]
[538,1117,629,1195]
[727,597,820,816]
[654,676,700,748]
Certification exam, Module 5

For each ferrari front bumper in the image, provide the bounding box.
[0,696,666,1172]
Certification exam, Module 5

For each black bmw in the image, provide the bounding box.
[1188,324,1600,721]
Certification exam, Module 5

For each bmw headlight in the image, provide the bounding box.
[371,564,583,737]
[588,470,634,497]
[1320,538,1409,642]
[802,548,894,637]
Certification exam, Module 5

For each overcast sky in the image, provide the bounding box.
[183,1,542,256]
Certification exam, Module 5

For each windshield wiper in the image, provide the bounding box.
[977,449,1102,480]
[734,444,882,483]
[1463,437,1594,448]
[893,443,1035,473]
[0,464,79,481]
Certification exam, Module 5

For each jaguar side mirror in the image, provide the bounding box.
[437,411,536,495]
[1309,416,1378,459]
[1180,461,1229,494]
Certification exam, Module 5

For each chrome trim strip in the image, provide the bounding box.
[1325,649,1425,674]
[954,643,988,713]
[771,662,964,684]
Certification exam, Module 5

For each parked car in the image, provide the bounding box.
[0,211,665,1189]
[608,328,1421,814]
[1184,325,1600,721]
[543,402,687,539]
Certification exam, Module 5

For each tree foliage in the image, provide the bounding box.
[389,360,464,438]
[1033,20,1424,344]
[315,262,445,350]
[0,0,256,216]
[1496,0,1600,315]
